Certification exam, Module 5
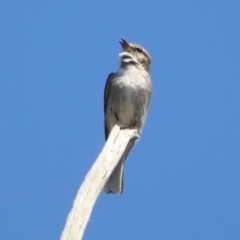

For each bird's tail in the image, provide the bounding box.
[103,140,135,194]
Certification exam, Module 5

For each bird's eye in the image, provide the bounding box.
[137,48,143,53]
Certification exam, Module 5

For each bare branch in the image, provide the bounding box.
[60,125,139,240]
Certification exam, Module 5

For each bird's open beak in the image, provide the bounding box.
[119,38,130,51]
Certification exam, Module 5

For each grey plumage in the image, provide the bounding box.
[103,39,152,194]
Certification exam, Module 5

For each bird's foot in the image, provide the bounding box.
[120,125,130,130]
[119,125,141,139]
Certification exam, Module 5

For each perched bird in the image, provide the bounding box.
[103,38,152,194]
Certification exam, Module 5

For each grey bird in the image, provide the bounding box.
[103,38,152,194]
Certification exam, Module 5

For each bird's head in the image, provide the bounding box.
[119,38,151,72]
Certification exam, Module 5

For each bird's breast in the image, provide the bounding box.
[116,67,150,92]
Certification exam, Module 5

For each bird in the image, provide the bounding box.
[103,38,152,194]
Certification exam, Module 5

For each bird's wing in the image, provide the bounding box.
[104,73,114,114]
[104,73,115,139]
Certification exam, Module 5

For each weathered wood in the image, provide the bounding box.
[60,125,139,240]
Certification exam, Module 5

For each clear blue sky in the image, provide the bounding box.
[1,1,240,239]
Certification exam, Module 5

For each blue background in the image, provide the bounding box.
[1,1,239,239]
